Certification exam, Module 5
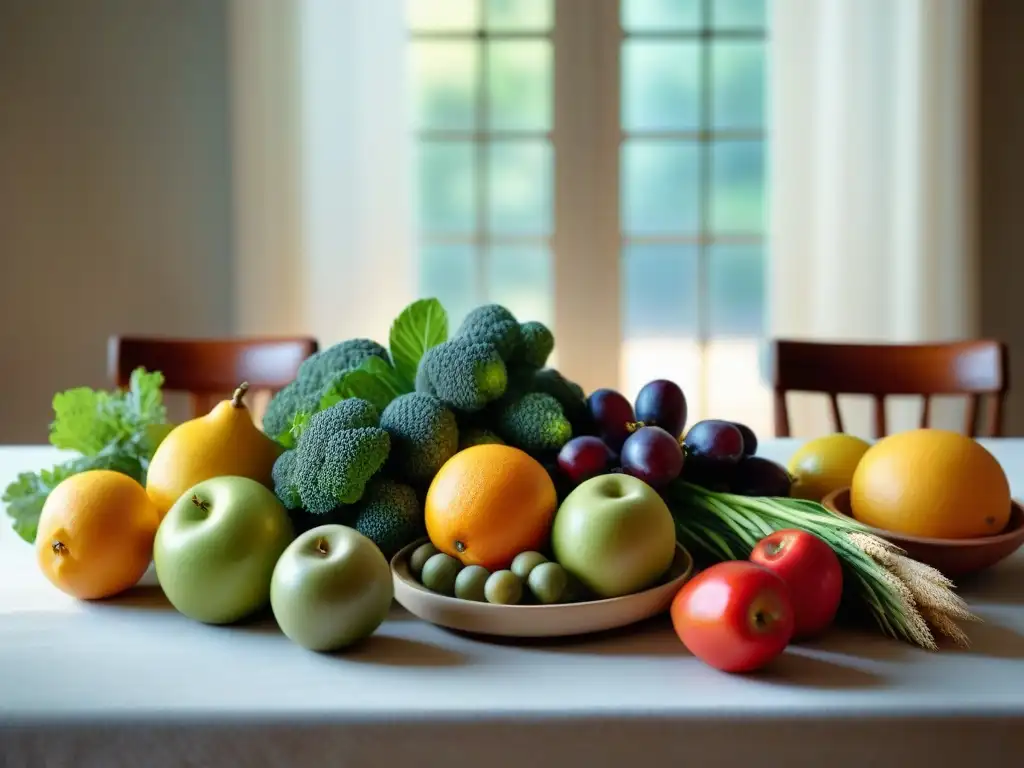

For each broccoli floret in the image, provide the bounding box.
[380,392,459,485]
[273,398,391,515]
[272,450,302,510]
[531,367,593,435]
[458,427,505,450]
[511,321,554,369]
[262,377,324,443]
[297,338,390,391]
[415,338,508,413]
[352,479,424,560]
[495,392,572,454]
[262,340,389,443]
[455,304,521,361]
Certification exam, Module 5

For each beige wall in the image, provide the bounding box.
[0,0,233,442]
[980,0,1024,436]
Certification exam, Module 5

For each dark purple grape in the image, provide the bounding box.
[587,388,636,451]
[557,436,615,485]
[620,426,684,489]
[731,422,758,456]
[729,456,792,497]
[634,379,688,438]
[683,419,745,467]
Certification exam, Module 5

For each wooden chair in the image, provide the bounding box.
[769,339,1009,438]
[108,336,319,419]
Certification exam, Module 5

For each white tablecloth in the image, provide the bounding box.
[2,442,1023,767]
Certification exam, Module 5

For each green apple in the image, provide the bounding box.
[551,473,676,599]
[154,476,294,624]
[270,524,394,652]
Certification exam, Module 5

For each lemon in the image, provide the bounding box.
[851,429,1010,539]
[786,434,872,502]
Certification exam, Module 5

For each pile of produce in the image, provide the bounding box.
[3,297,987,665]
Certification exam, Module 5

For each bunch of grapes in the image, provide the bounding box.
[554,379,792,498]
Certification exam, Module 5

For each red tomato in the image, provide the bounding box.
[750,529,844,639]
[670,561,794,673]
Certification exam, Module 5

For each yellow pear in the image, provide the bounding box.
[146,382,284,518]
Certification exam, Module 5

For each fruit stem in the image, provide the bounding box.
[231,382,250,408]
[454,540,466,553]
[51,540,67,556]
[316,537,330,556]
[625,421,646,434]
[191,494,211,513]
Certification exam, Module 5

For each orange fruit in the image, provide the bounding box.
[425,444,557,570]
[36,470,160,600]
[850,428,1011,540]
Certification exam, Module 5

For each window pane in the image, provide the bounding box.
[622,244,699,339]
[488,141,552,234]
[486,0,553,31]
[709,245,764,338]
[712,42,765,129]
[419,244,478,328]
[418,142,476,233]
[622,41,700,132]
[408,0,480,31]
[411,42,478,130]
[710,140,764,233]
[705,340,772,437]
[621,141,700,235]
[621,244,701,419]
[712,0,766,29]
[487,41,552,131]
[622,0,701,31]
[488,245,553,327]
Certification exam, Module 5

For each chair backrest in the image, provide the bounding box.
[108,335,319,418]
[769,339,1009,438]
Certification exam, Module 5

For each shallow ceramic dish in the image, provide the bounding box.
[823,488,1024,577]
[391,539,694,638]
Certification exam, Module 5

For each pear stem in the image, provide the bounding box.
[231,382,250,408]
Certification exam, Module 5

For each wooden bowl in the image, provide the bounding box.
[822,488,1024,577]
[391,539,694,638]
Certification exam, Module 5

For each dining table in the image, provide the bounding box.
[1,440,1022,767]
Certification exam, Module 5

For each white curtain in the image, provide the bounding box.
[768,0,979,438]
[227,0,415,347]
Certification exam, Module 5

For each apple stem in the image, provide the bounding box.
[231,382,250,408]
[191,494,211,513]
[51,540,67,556]
[316,537,330,556]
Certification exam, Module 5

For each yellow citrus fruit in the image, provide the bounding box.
[850,428,1011,540]
[425,444,557,571]
[36,470,160,600]
[786,433,872,502]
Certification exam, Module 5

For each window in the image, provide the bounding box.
[410,0,555,331]
[409,0,769,433]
